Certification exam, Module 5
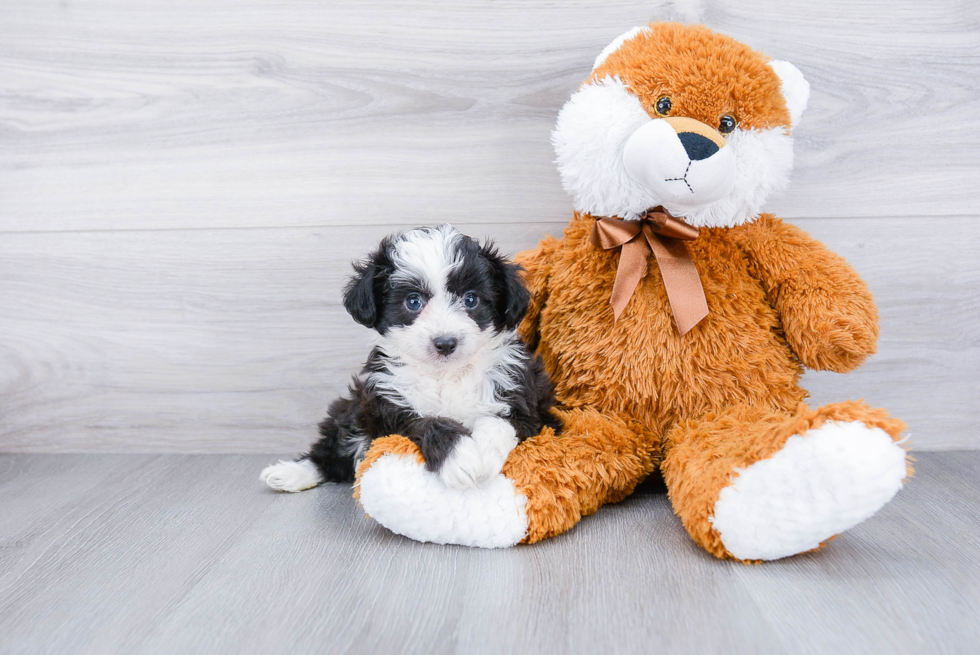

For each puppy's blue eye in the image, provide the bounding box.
[462,291,479,309]
[405,293,424,312]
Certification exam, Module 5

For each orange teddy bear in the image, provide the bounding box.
[354,22,910,561]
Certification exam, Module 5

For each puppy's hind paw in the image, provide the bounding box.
[260,459,324,492]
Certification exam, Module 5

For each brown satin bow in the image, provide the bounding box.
[590,208,708,335]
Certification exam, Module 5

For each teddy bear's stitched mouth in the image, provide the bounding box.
[664,161,695,194]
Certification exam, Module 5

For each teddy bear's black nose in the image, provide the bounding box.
[678,132,720,161]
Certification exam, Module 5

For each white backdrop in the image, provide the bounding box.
[1,0,978,451]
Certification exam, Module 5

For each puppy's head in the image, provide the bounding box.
[343,225,529,366]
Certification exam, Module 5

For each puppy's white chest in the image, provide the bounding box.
[377,366,507,428]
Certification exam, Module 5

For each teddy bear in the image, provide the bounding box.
[352,22,910,561]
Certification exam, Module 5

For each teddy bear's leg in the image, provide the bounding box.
[354,435,531,548]
[354,408,655,547]
[661,401,910,561]
[503,407,656,543]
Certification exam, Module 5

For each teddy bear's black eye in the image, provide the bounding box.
[655,96,672,116]
[719,114,737,134]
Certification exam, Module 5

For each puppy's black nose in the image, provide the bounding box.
[678,132,719,161]
[433,336,458,356]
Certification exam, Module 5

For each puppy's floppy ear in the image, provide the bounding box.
[342,238,393,329]
[479,241,530,331]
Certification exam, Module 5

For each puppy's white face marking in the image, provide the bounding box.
[385,225,485,367]
[389,224,463,301]
[373,330,526,430]
[369,225,527,429]
[552,76,796,228]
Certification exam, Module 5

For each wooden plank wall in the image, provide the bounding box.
[1,0,978,452]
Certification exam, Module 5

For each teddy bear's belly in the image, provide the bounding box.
[537,256,805,435]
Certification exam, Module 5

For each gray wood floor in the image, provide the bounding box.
[1,452,977,655]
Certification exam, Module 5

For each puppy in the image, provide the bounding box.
[261,225,562,492]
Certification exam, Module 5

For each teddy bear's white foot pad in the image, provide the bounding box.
[358,454,528,548]
[711,420,907,561]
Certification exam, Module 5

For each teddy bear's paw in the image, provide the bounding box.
[358,452,529,548]
[802,315,879,372]
[439,417,518,489]
[710,420,908,561]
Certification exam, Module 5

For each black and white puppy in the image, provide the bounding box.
[260,225,562,492]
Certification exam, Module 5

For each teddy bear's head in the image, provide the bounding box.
[553,22,809,228]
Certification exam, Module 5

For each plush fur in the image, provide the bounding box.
[355,435,532,548]
[354,22,910,560]
[554,23,804,227]
[261,225,561,493]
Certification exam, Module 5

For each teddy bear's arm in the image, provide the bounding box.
[514,235,562,350]
[736,214,879,373]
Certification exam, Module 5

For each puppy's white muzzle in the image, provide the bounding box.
[623,117,736,208]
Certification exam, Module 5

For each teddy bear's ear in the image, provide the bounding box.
[592,26,652,71]
[768,60,810,129]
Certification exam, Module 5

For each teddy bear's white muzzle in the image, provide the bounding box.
[623,119,736,207]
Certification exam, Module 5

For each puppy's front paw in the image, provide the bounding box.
[472,416,518,475]
[438,418,518,489]
[439,435,493,489]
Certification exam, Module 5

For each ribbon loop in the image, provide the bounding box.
[591,207,709,336]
